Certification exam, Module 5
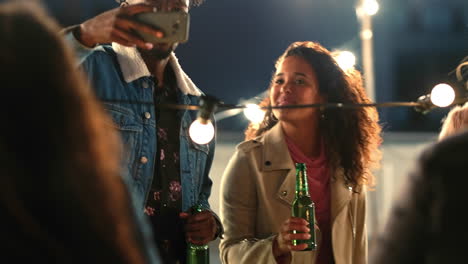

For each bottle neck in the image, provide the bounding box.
[192,204,203,214]
[295,164,309,197]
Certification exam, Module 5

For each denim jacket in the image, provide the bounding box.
[64,32,216,214]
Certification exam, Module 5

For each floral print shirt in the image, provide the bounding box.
[144,68,186,263]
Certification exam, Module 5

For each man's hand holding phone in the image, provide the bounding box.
[132,10,190,44]
[76,4,165,50]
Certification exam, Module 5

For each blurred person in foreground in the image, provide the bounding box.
[61,0,222,262]
[438,102,468,140]
[0,1,160,263]
[219,41,382,264]
[370,101,468,264]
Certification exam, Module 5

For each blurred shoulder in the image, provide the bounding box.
[236,135,264,153]
[425,131,468,157]
[420,131,468,171]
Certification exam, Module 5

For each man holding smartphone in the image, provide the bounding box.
[63,0,222,263]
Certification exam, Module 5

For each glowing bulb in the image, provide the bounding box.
[243,104,265,124]
[335,51,356,71]
[189,119,215,144]
[363,0,379,16]
[361,29,373,39]
[430,83,455,107]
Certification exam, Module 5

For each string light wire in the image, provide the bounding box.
[101,97,468,112]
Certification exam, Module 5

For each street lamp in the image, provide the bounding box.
[356,0,379,102]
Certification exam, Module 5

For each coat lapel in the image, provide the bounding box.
[262,124,296,206]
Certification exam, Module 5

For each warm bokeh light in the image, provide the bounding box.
[360,29,373,39]
[363,0,379,16]
[189,119,215,144]
[243,104,266,124]
[430,83,455,107]
[334,51,356,71]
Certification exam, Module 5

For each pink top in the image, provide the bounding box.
[285,135,334,264]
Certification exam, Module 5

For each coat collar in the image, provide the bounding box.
[262,123,294,171]
[111,43,202,96]
[262,123,353,222]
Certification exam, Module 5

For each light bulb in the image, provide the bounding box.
[335,51,356,71]
[430,83,455,107]
[189,119,215,145]
[363,0,379,16]
[360,29,373,40]
[243,104,266,124]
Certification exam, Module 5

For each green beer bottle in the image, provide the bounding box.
[291,163,317,250]
[187,204,210,264]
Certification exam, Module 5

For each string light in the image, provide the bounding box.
[334,51,356,72]
[189,119,215,145]
[188,95,218,145]
[430,83,455,107]
[243,104,266,124]
[103,91,465,114]
[414,84,457,114]
[101,86,468,144]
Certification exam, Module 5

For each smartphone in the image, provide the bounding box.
[133,11,190,44]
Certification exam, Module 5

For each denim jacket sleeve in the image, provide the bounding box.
[198,115,224,239]
[61,25,96,65]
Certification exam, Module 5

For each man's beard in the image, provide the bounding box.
[138,45,174,60]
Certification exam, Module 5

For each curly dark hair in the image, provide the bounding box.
[245,41,382,190]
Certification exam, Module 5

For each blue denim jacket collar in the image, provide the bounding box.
[111,43,202,97]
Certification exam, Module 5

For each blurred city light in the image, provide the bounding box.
[243,104,266,124]
[334,51,356,71]
[430,83,456,107]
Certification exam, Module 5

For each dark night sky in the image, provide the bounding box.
[41,0,468,132]
[177,0,361,103]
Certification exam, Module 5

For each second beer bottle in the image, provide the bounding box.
[186,204,210,264]
[291,163,317,250]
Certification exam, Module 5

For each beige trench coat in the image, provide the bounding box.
[219,124,367,264]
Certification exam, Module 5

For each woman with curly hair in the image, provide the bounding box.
[219,41,382,264]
